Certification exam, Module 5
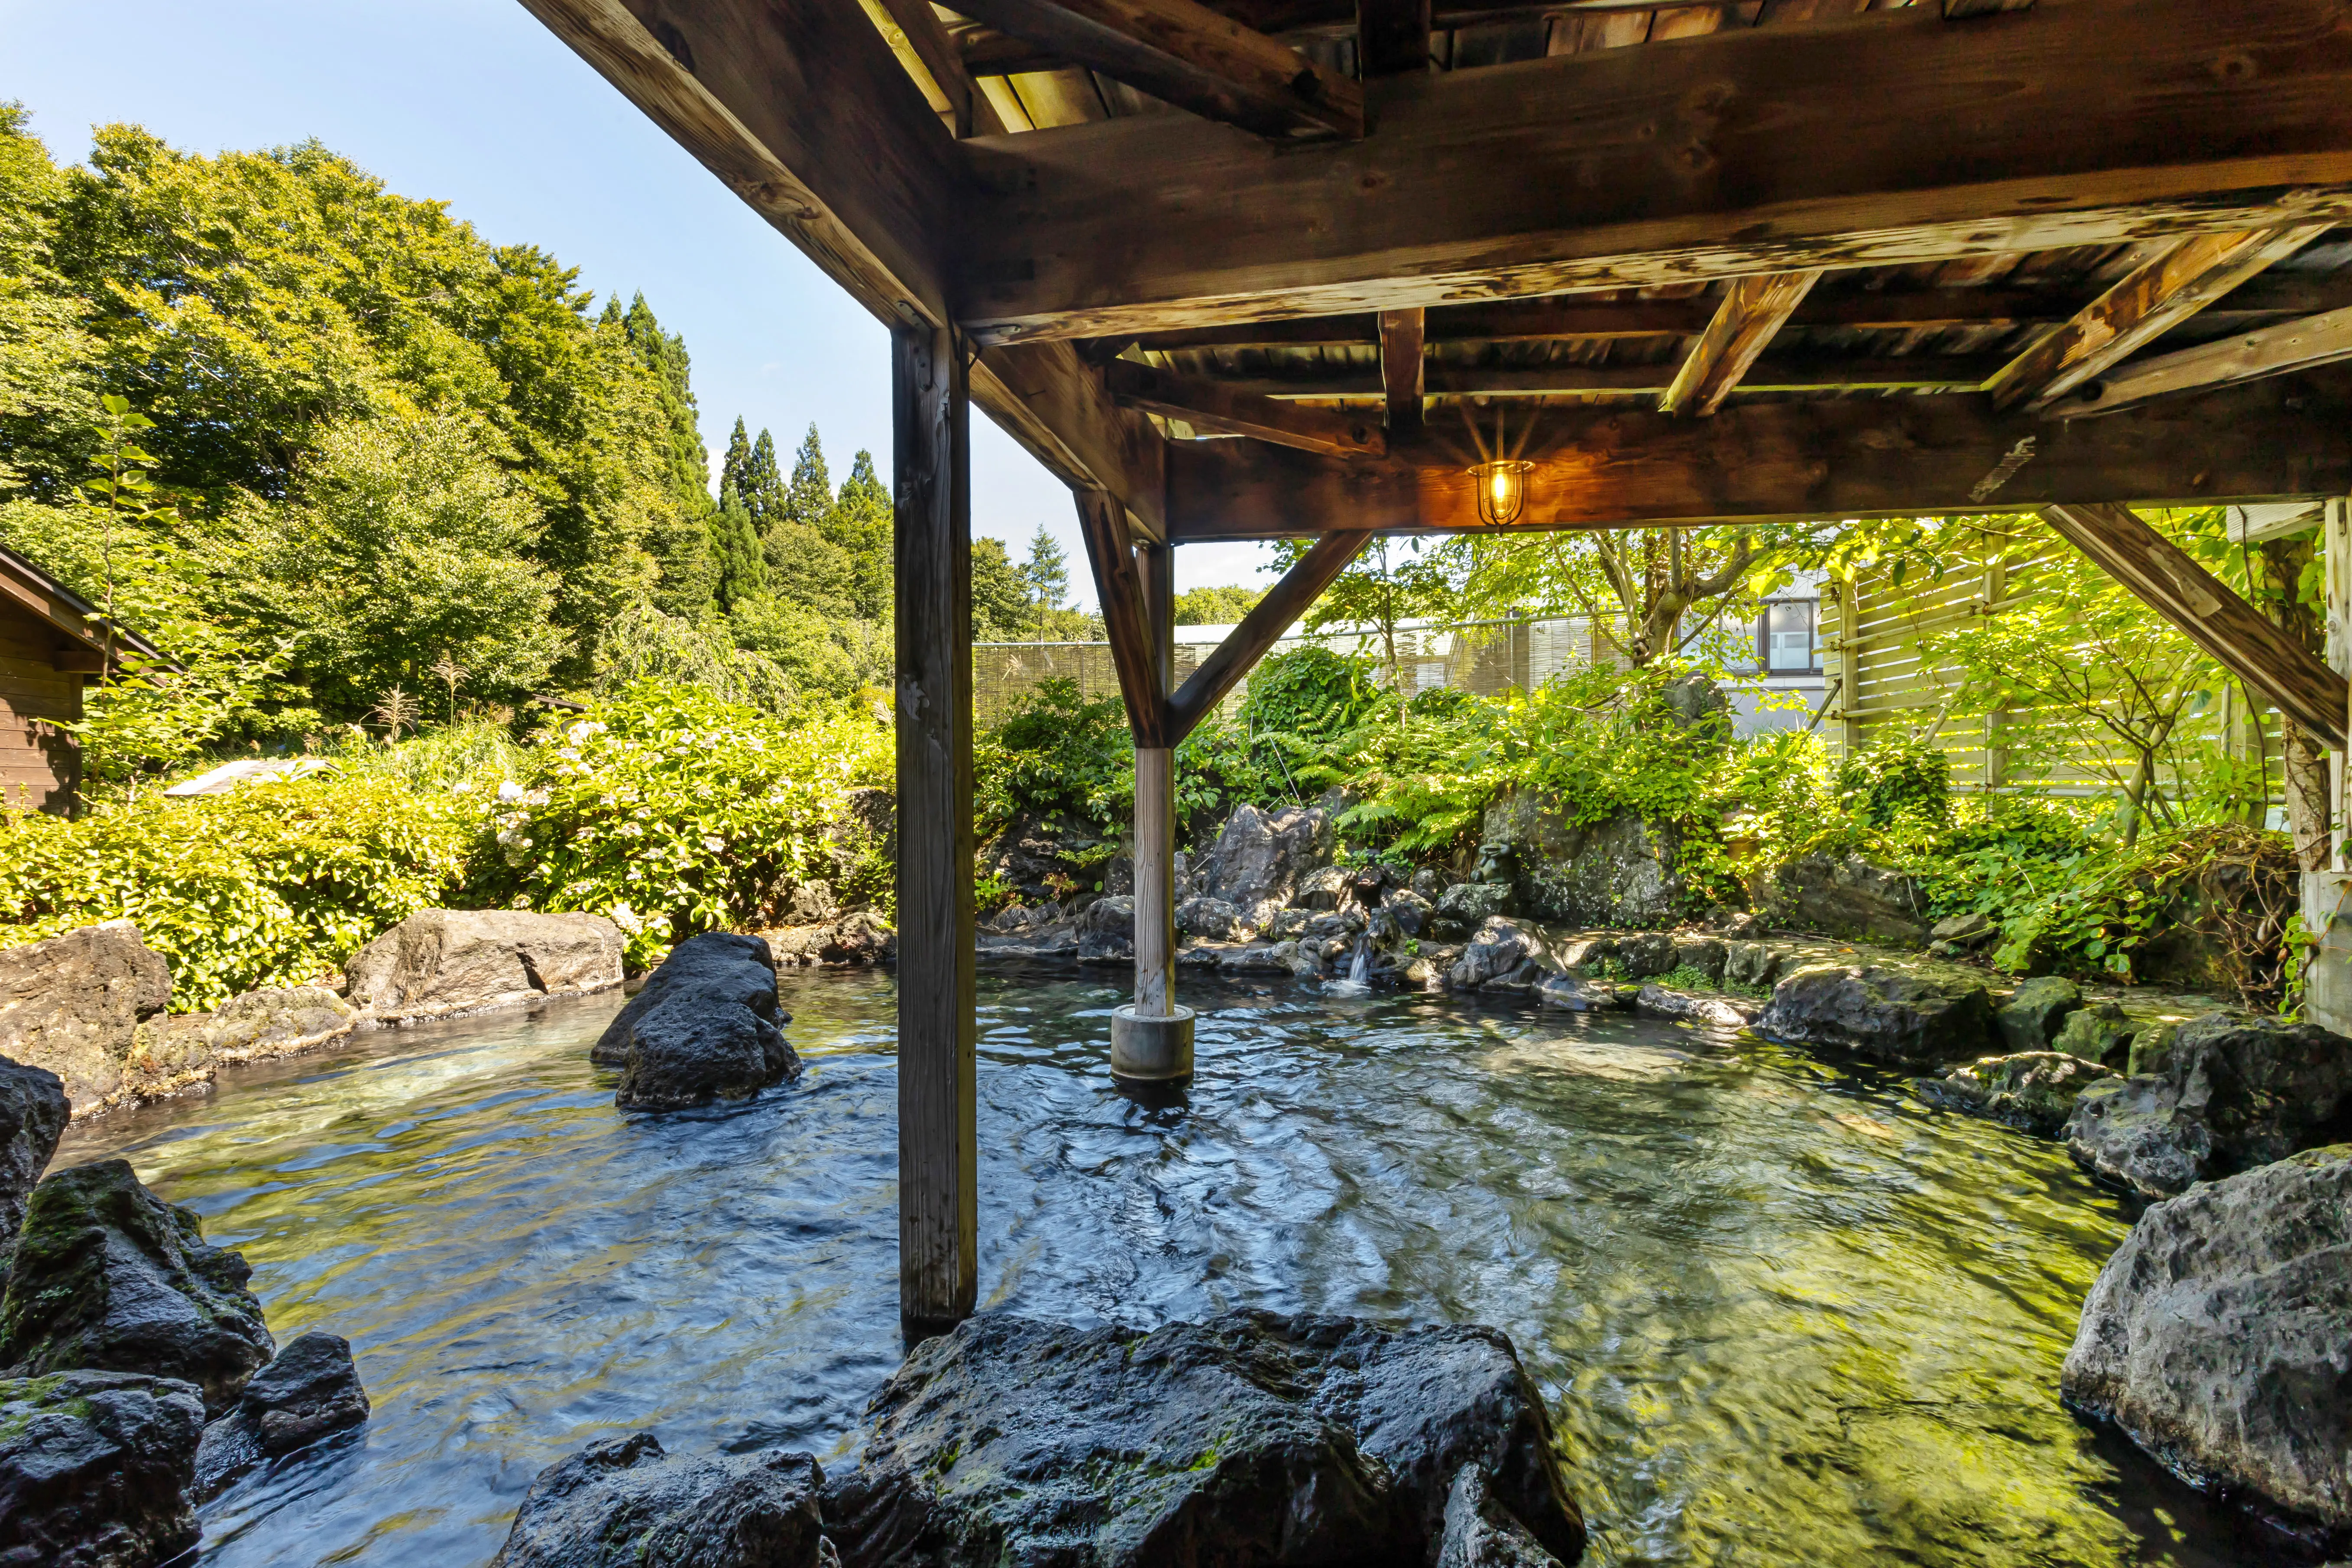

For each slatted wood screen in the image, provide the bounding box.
[1820,525,2283,807]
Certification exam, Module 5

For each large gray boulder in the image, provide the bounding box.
[0,1059,66,1296]
[119,984,359,1109]
[2061,1145,2352,1539]
[1175,896,1247,941]
[2062,1013,2352,1197]
[823,1310,1584,1568]
[1189,805,1335,927]
[0,923,171,1111]
[345,909,624,1024]
[0,1370,205,1568]
[1431,881,1515,941]
[1756,965,1997,1066]
[594,935,799,1111]
[1076,895,1135,962]
[1482,791,1685,927]
[1917,1051,2112,1137]
[1449,918,1560,992]
[492,1432,830,1568]
[1752,854,1929,947]
[0,1159,273,1416]
[193,1330,371,1501]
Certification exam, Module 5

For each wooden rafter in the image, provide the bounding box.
[947,0,1362,139]
[867,0,1009,136]
[520,0,1170,537]
[1160,365,2352,540]
[2045,307,2352,418]
[959,0,2352,343]
[1985,224,2334,412]
[1658,271,1821,416]
[1196,354,2002,399]
[1075,489,1168,745]
[1377,308,1425,437]
[1106,359,1385,457]
[2038,504,2348,750]
[1117,274,2352,354]
[1357,0,1430,76]
[1166,531,1373,742]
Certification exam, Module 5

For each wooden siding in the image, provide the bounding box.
[0,606,85,814]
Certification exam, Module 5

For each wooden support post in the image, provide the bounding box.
[893,321,977,1338]
[2039,503,2350,750]
[1378,308,1425,440]
[1132,538,1176,1020]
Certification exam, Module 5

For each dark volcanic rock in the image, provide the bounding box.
[2051,1001,2138,1069]
[1190,804,1336,927]
[1431,881,1515,941]
[1449,918,1560,993]
[824,1309,1584,1568]
[1077,895,1135,962]
[2061,1145,2352,1542]
[1481,792,1684,928]
[1756,965,1996,1067]
[1175,896,1247,941]
[0,923,172,1112]
[0,1159,271,1416]
[595,934,800,1111]
[1617,933,1676,979]
[0,1058,66,1295]
[2062,1013,2352,1197]
[1917,1052,2112,1137]
[346,909,624,1024]
[1995,977,2083,1054]
[1753,854,1929,947]
[0,1369,205,1568]
[490,1431,830,1568]
[193,1331,371,1501]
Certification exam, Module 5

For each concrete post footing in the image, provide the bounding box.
[1110,1004,1195,1082]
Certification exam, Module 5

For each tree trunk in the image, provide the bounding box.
[2117,748,2155,848]
[2255,537,2330,868]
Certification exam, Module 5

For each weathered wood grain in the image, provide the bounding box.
[2044,306,2352,418]
[1161,367,2352,539]
[2039,503,2349,750]
[1203,353,2002,398]
[1075,488,1168,744]
[1378,308,1426,437]
[1986,224,2331,411]
[1166,531,1372,741]
[869,0,1009,135]
[893,322,977,1339]
[1659,271,1821,416]
[1107,358,1386,457]
[950,0,1363,138]
[959,0,2352,342]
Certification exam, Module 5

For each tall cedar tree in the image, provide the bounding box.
[1022,524,1072,639]
[719,418,755,509]
[616,293,717,619]
[784,424,830,531]
[742,429,784,530]
[710,481,768,612]
[825,450,892,622]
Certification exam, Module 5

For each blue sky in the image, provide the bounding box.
[0,0,1273,607]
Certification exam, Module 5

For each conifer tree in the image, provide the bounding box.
[743,429,784,531]
[784,424,832,532]
[720,418,754,505]
[619,294,717,619]
[825,449,893,622]
[709,481,768,612]
[1021,524,1072,640]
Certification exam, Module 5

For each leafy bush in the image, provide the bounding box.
[1834,735,1953,829]
[975,677,1132,836]
[0,774,472,1009]
[1240,646,1384,740]
[470,682,892,965]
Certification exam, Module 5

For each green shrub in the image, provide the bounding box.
[470,681,893,966]
[1240,645,1384,740]
[1834,735,1953,829]
[0,774,472,1009]
[975,677,1132,837]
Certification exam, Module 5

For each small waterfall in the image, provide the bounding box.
[1346,934,1372,985]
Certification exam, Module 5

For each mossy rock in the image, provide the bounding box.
[0,1159,272,1417]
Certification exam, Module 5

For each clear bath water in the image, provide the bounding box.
[54,963,2284,1566]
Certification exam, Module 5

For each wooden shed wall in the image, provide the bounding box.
[0,604,84,814]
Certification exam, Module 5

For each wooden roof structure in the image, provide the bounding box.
[521,0,2352,1332]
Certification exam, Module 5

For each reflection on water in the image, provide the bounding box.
[55,965,2277,1567]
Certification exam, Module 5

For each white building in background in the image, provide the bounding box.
[1164,574,1828,739]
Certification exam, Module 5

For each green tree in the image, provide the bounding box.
[719,418,755,508]
[742,428,784,531]
[1174,583,1262,625]
[709,482,768,612]
[0,104,105,501]
[618,293,717,620]
[1020,524,1073,641]
[783,424,831,531]
[256,413,565,715]
[823,449,893,622]
[1292,535,1459,723]
[972,536,1030,641]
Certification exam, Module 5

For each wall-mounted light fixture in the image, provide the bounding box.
[1463,402,1535,527]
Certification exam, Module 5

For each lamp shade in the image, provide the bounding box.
[1469,459,1533,527]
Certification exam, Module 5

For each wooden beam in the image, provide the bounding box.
[518,0,1167,542]
[947,0,1362,139]
[1131,540,1178,1022]
[1107,358,1385,457]
[868,0,1009,136]
[959,0,2352,343]
[1204,353,2002,398]
[1357,0,1430,76]
[892,321,977,1339]
[1167,531,1372,742]
[1075,489,1168,745]
[1162,365,2352,540]
[1659,270,1821,417]
[2039,503,2348,750]
[1986,224,2333,411]
[2042,306,2352,418]
[1378,308,1425,438]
